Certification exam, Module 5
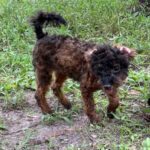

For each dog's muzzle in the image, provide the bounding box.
[101,76,114,93]
[103,85,112,90]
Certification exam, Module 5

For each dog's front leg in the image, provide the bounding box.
[106,88,120,119]
[80,86,100,123]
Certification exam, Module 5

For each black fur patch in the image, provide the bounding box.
[91,45,129,86]
[30,11,67,39]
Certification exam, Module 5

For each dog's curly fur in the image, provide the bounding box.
[30,11,135,123]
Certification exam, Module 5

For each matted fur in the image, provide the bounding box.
[30,11,135,123]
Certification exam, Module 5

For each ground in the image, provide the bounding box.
[0,89,149,150]
[0,0,150,150]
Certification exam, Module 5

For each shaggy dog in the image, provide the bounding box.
[30,11,135,123]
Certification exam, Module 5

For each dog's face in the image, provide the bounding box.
[91,45,135,94]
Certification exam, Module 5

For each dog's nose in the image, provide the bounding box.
[104,85,112,90]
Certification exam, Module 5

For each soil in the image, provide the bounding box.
[0,90,149,150]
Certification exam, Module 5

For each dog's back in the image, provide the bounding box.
[33,33,96,81]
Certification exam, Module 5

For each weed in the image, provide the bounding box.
[2,89,26,110]
[142,138,150,150]
[0,117,6,131]
[15,129,33,150]
[41,107,80,125]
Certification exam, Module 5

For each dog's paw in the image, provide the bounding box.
[64,102,72,110]
[42,107,53,114]
[107,112,115,119]
[89,114,101,124]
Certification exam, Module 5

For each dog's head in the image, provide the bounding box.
[91,44,136,94]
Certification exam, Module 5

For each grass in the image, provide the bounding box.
[0,0,150,149]
[0,0,149,99]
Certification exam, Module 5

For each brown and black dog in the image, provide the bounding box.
[30,11,135,123]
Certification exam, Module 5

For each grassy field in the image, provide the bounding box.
[0,0,150,149]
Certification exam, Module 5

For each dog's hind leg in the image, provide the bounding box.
[51,73,72,109]
[35,68,52,114]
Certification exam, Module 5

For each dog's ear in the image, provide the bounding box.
[114,45,136,60]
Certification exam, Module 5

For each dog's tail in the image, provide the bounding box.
[30,11,67,40]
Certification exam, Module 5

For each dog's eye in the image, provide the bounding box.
[113,64,120,73]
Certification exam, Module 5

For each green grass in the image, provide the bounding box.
[0,0,150,149]
[0,0,150,98]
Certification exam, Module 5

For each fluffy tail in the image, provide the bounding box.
[30,11,67,40]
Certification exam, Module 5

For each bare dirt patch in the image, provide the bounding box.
[0,90,149,150]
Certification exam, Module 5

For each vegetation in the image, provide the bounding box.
[0,0,149,149]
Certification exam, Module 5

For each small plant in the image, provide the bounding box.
[15,130,33,150]
[142,138,150,150]
[0,117,6,131]
[118,143,130,150]
[42,111,73,125]
[3,89,26,109]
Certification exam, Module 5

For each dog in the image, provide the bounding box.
[30,11,136,123]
